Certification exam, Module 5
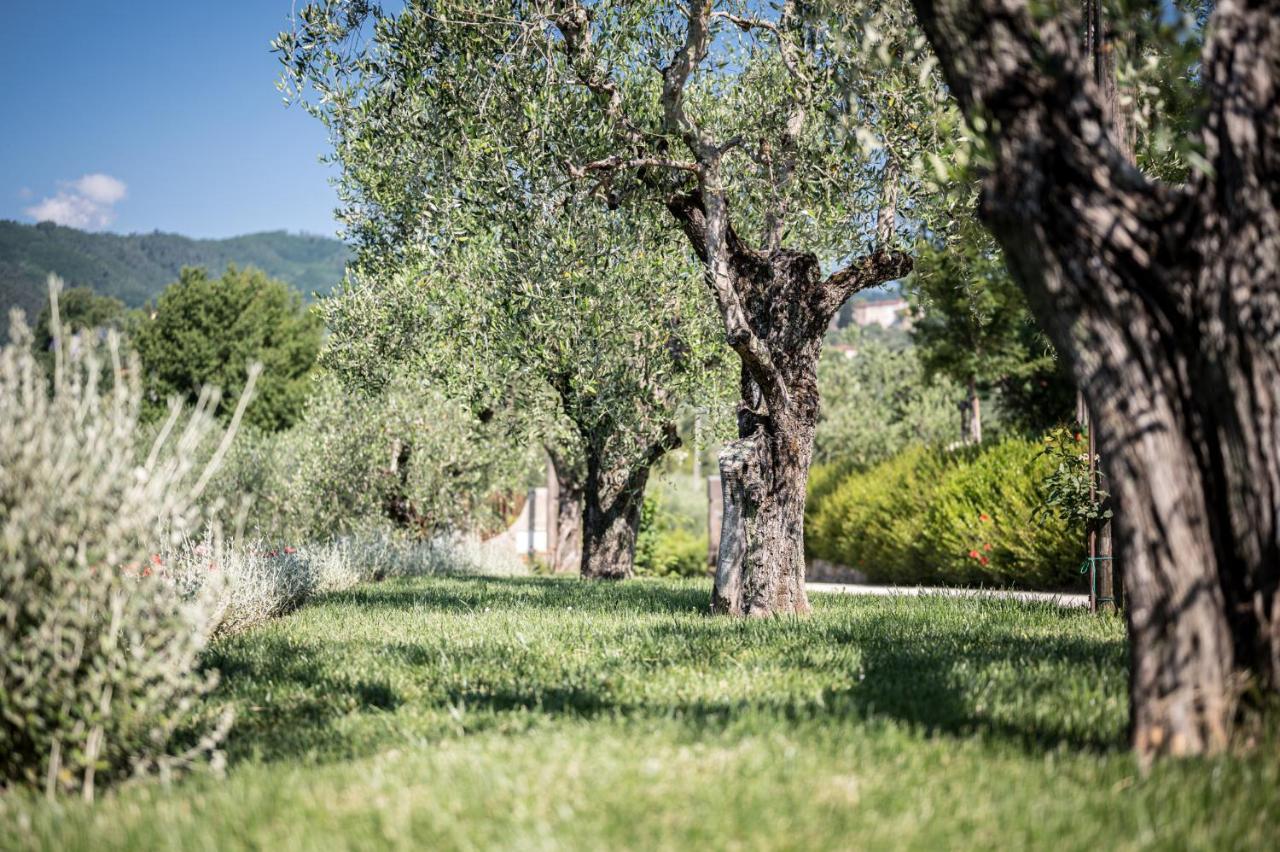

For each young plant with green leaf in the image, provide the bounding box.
[909,216,1071,442]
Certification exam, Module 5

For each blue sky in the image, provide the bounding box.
[1,2,340,239]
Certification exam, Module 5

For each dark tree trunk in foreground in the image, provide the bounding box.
[668,193,911,615]
[908,0,1280,758]
[548,447,584,574]
[579,425,680,580]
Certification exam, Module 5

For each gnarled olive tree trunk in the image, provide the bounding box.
[579,424,680,580]
[908,0,1280,758]
[668,191,911,615]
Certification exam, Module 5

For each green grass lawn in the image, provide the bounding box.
[3,576,1277,850]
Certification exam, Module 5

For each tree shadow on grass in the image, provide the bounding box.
[830,619,1128,754]
[203,635,403,763]
[424,616,1128,756]
[208,578,1128,766]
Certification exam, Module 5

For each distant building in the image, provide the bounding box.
[830,290,915,331]
[851,296,911,329]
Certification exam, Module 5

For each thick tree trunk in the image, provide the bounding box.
[580,473,645,581]
[547,447,584,574]
[909,0,1280,758]
[578,425,680,580]
[711,405,814,616]
[668,192,912,615]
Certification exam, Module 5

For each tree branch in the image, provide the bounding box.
[552,2,648,151]
[566,155,701,179]
[661,0,715,158]
[818,250,914,320]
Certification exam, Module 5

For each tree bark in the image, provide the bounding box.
[547,447,584,574]
[579,424,680,580]
[667,192,912,615]
[580,470,644,580]
[967,376,983,444]
[908,0,1280,758]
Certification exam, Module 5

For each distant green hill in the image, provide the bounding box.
[0,220,349,337]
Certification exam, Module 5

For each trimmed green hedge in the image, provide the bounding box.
[806,438,1083,590]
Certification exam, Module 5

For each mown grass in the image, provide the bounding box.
[3,576,1277,850]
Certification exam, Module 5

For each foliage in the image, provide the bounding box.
[201,371,526,545]
[135,266,323,432]
[1035,425,1112,527]
[908,215,1074,435]
[0,220,348,341]
[6,575,1276,850]
[635,497,708,578]
[32,287,132,355]
[275,0,960,266]
[815,326,961,468]
[807,438,1082,589]
[156,532,527,640]
[295,42,737,539]
[919,438,1080,588]
[0,283,242,797]
[807,445,955,579]
[1112,0,1211,183]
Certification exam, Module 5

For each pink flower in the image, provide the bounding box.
[968,550,980,559]
[283,546,296,555]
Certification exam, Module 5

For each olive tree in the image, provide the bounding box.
[905,0,1280,758]
[277,8,732,578]
[278,0,954,613]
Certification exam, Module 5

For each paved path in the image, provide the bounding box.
[807,582,1089,609]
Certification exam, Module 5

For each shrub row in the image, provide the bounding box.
[806,438,1084,590]
[159,532,528,640]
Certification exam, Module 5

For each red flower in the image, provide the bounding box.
[151,554,163,566]
[979,513,991,522]
[968,550,980,559]
[979,556,990,566]
[142,566,152,577]
[983,542,992,552]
